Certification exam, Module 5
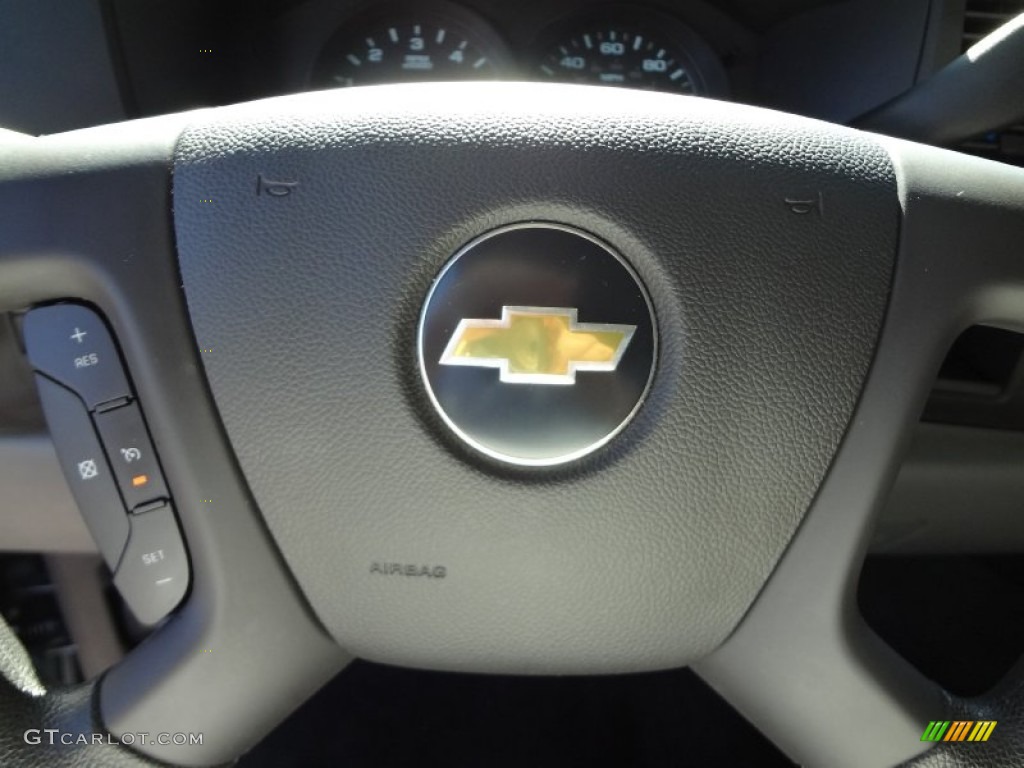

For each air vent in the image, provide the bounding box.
[961,0,1024,53]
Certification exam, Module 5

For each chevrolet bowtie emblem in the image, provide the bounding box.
[440,306,636,385]
[418,223,656,465]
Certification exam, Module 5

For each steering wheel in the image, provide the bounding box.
[1,81,1022,768]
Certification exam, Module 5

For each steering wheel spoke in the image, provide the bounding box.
[0,115,348,766]
[696,139,1024,767]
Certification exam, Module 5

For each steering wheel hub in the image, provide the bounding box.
[170,85,897,674]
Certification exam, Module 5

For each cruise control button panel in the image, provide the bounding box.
[22,302,189,625]
[95,403,169,509]
[34,375,130,570]
[22,304,131,409]
[113,503,188,626]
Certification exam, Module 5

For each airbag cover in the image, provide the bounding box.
[173,84,897,673]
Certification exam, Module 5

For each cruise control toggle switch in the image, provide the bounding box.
[22,304,131,409]
[23,302,188,626]
[113,503,189,627]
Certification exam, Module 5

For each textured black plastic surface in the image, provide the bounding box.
[174,83,898,673]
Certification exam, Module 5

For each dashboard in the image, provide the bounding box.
[82,0,960,131]
[20,0,1024,150]
[0,0,982,138]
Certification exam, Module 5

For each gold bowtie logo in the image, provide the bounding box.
[440,306,636,385]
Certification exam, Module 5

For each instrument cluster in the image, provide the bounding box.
[308,1,730,98]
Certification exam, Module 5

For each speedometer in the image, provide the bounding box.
[312,2,510,88]
[532,9,725,96]
[542,28,697,92]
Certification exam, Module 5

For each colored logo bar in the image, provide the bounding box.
[921,720,997,742]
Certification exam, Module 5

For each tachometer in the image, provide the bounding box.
[312,2,510,88]
[532,9,724,96]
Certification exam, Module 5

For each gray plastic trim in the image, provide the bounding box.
[0,434,95,553]
[695,138,1024,767]
[0,115,348,765]
[873,423,1024,553]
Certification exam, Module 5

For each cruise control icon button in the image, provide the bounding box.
[77,459,99,480]
[95,402,169,510]
[418,223,657,466]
